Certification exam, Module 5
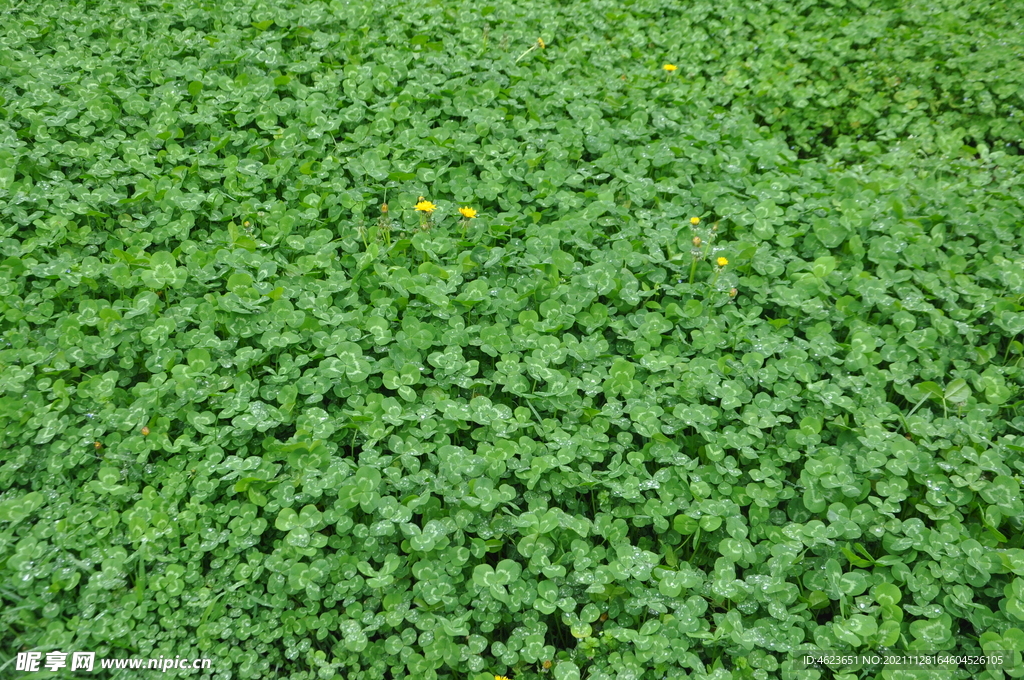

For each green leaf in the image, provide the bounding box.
[909,614,953,646]
[981,476,1021,509]
[944,378,971,404]
[811,256,837,279]
[0,492,44,523]
[472,564,499,588]
[813,218,849,248]
[554,661,580,680]
[227,271,254,293]
[915,381,945,399]
[537,581,558,602]
[683,300,703,318]
[494,559,522,585]
[841,546,872,568]
[873,583,902,607]
[275,508,299,532]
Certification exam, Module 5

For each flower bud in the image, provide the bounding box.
[692,236,701,247]
[729,288,738,298]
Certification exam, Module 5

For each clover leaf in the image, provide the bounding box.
[141,251,188,289]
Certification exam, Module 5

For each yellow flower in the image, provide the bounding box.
[690,216,700,225]
[459,206,478,219]
[663,64,678,72]
[414,200,436,213]
[717,257,729,267]
[495,676,511,680]
[537,38,545,49]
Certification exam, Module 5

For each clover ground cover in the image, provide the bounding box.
[2,0,1024,679]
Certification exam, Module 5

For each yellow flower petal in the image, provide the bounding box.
[663,64,678,71]
[459,206,478,218]
[717,257,729,267]
[690,216,701,225]
[414,201,436,213]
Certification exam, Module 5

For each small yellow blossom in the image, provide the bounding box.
[537,38,545,49]
[459,206,478,219]
[663,64,678,72]
[717,257,729,267]
[692,236,702,247]
[414,200,436,213]
[690,216,700,225]
[495,676,511,680]
[729,287,738,298]
[381,203,388,213]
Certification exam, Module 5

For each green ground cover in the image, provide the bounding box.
[2,0,1024,678]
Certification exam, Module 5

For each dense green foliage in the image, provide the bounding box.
[2,0,1024,678]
